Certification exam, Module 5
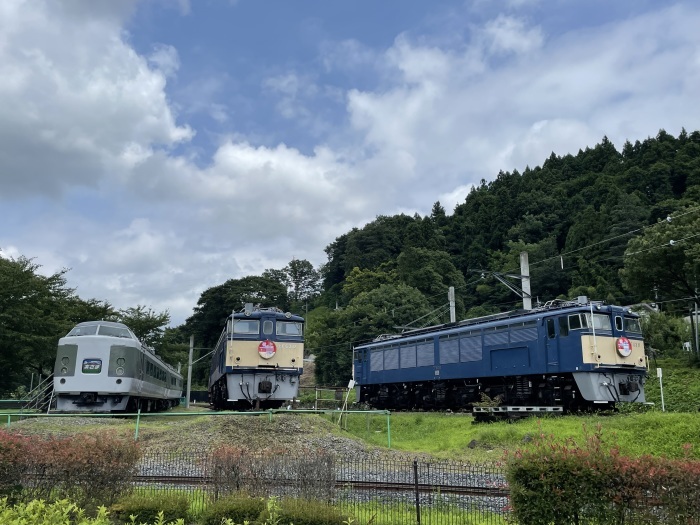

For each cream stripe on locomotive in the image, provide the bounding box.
[580,335,647,367]
[226,340,304,368]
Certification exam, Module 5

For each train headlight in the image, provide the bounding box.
[116,367,125,376]
[117,358,125,366]
[61,357,69,365]
[61,367,68,374]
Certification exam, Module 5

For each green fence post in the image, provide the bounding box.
[268,410,273,422]
[386,410,391,449]
[6,414,10,429]
[134,408,141,441]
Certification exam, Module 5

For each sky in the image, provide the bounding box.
[1,0,699,326]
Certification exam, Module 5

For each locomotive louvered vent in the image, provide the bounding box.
[258,380,272,393]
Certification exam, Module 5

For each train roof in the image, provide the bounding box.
[230,305,304,322]
[355,296,639,349]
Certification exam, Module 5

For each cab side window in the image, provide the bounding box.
[546,318,556,339]
[558,317,569,337]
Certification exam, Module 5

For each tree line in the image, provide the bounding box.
[2,129,699,394]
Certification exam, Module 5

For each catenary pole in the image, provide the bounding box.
[186,335,194,408]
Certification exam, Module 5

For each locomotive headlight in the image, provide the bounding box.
[61,367,68,374]
[116,367,125,376]
[61,357,69,365]
[117,358,125,366]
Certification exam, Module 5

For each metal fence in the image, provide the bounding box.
[133,451,509,525]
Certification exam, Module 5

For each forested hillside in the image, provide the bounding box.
[2,129,699,394]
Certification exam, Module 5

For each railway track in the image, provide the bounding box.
[133,475,509,498]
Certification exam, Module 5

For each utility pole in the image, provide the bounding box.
[520,252,532,311]
[448,286,456,323]
[186,335,194,409]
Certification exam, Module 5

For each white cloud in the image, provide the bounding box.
[0,0,192,198]
[481,15,544,55]
[2,1,700,326]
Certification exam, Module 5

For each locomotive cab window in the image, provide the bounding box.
[585,313,612,331]
[546,318,556,339]
[98,326,133,339]
[558,317,569,337]
[233,320,260,334]
[276,321,303,336]
[615,316,623,331]
[263,320,273,335]
[625,317,642,333]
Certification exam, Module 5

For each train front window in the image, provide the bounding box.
[584,313,612,331]
[97,326,133,338]
[276,321,303,336]
[67,324,98,336]
[263,320,273,335]
[232,320,260,334]
[625,317,642,333]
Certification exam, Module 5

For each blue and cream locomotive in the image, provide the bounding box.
[209,305,304,410]
[353,297,647,412]
[53,321,183,412]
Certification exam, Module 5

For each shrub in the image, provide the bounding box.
[506,424,700,524]
[110,493,190,524]
[0,498,112,525]
[0,431,30,500]
[210,446,335,501]
[260,497,351,525]
[199,495,266,525]
[23,431,141,510]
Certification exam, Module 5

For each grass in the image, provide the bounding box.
[339,410,700,462]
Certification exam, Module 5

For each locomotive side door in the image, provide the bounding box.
[544,317,560,371]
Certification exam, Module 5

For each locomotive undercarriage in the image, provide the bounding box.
[209,372,298,411]
[360,374,594,413]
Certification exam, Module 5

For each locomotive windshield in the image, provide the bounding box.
[568,313,611,331]
[625,317,642,333]
[276,321,303,336]
[232,319,260,334]
[66,323,134,338]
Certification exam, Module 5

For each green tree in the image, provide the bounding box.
[312,283,432,385]
[0,256,74,394]
[117,305,170,348]
[621,206,700,312]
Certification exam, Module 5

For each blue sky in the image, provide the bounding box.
[1,0,698,326]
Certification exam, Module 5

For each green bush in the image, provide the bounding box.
[199,495,266,525]
[259,497,351,525]
[0,498,112,524]
[506,425,700,524]
[111,493,190,524]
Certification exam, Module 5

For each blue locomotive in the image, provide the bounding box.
[209,305,304,410]
[53,321,183,412]
[353,297,648,413]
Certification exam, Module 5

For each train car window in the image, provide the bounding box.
[67,324,98,336]
[546,319,556,339]
[625,317,642,333]
[615,316,623,331]
[98,325,133,338]
[263,320,273,335]
[233,320,260,334]
[276,321,303,336]
[558,317,569,337]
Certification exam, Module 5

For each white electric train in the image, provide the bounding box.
[52,321,183,413]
